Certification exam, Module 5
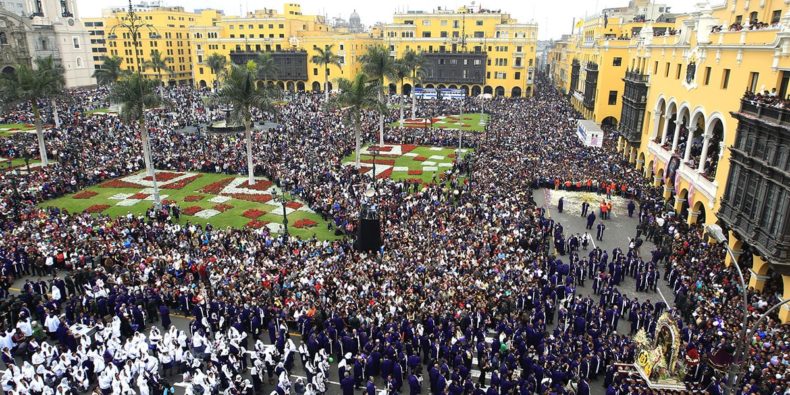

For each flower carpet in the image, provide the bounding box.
[343,144,471,184]
[41,170,338,240]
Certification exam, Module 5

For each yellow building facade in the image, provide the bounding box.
[549,0,790,321]
[101,5,219,85]
[550,0,676,126]
[632,1,790,323]
[382,6,537,97]
[189,3,378,92]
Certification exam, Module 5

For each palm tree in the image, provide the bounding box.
[205,53,227,91]
[254,52,279,84]
[109,74,163,193]
[332,74,382,169]
[400,48,428,119]
[311,45,342,102]
[93,55,126,86]
[392,59,409,129]
[0,56,65,166]
[215,63,274,185]
[142,49,174,86]
[360,46,398,146]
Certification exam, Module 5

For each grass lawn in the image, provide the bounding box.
[390,113,489,132]
[0,157,41,171]
[86,108,113,115]
[41,171,342,241]
[342,144,471,184]
[0,123,35,137]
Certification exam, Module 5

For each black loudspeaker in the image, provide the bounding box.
[355,217,382,252]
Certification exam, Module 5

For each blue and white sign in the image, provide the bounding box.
[414,88,465,100]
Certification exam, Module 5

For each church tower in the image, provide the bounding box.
[29,0,96,87]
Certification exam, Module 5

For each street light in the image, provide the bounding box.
[108,0,163,208]
[705,224,790,395]
[369,146,380,195]
[278,185,289,237]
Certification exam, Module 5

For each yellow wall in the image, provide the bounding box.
[383,8,538,97]
[102,7,219,84]
[552,12,674,124]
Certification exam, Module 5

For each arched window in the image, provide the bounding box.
[76,57,83,68]
[0,32,7,45]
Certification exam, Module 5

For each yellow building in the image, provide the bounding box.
[190,3,378,92]
[382,6,538,97]
[547,35,571,94]
[101,5,219,85]
[550,0,676,126]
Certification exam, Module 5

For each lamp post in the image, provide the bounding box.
[107,0,163,208]
[457,97,463,157]
[278,185,289,237]
[705,224,790,395]
[369,147,380,195]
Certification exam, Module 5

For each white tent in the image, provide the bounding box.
[576,120,604,148]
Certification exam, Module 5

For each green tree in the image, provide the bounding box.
[205,53,227,90]
[360,45,398,146]
[311,45,342,101]
[215,64,274,185]
[108,73,163,198]
[332,74,382,169]
[0,56,65,165]
[254,52,279,84]
[92,55,126,85]
[399,48,428,119]
[142,49,174,85]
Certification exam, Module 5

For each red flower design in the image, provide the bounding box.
[400,144,418,154]
[414,156,427,161]
[184,195,204,202]
[293,218,318,228]
[448,153,457,158]
[225,193,272,203]
[245,220,270,229]
[242,209,267,219]
[162,199,176,205]
[73,190,98,199]
[85,204,110,214]
[285,201,303,210]
[182,206,203,216]
[238,179,273,191]
[142,172,182,182]
[162,174,202,190]
[361,158,396,166]
[376,168,393,179]
[213,203,234,213]
[200,177,235,194]
[99,179,144,189]
[408,169,423,175]
[369,145,393,152]
[129,193,149,200]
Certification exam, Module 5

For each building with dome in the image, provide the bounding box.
[349,9,364,33]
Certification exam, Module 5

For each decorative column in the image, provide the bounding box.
[663,183,672,200]
[687,209,700,225]
[748,255,771,291]
[655,113,666,144]
[683,126,696,162]
[671,119,683,152]
[697,131,712,173]
[780,274,790,324]
[654,175,662,187]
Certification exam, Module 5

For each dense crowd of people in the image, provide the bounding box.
[0,73,787,395]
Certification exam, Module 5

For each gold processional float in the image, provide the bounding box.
[633,312,696,391]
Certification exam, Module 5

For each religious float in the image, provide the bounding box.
[632,312,688,391]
